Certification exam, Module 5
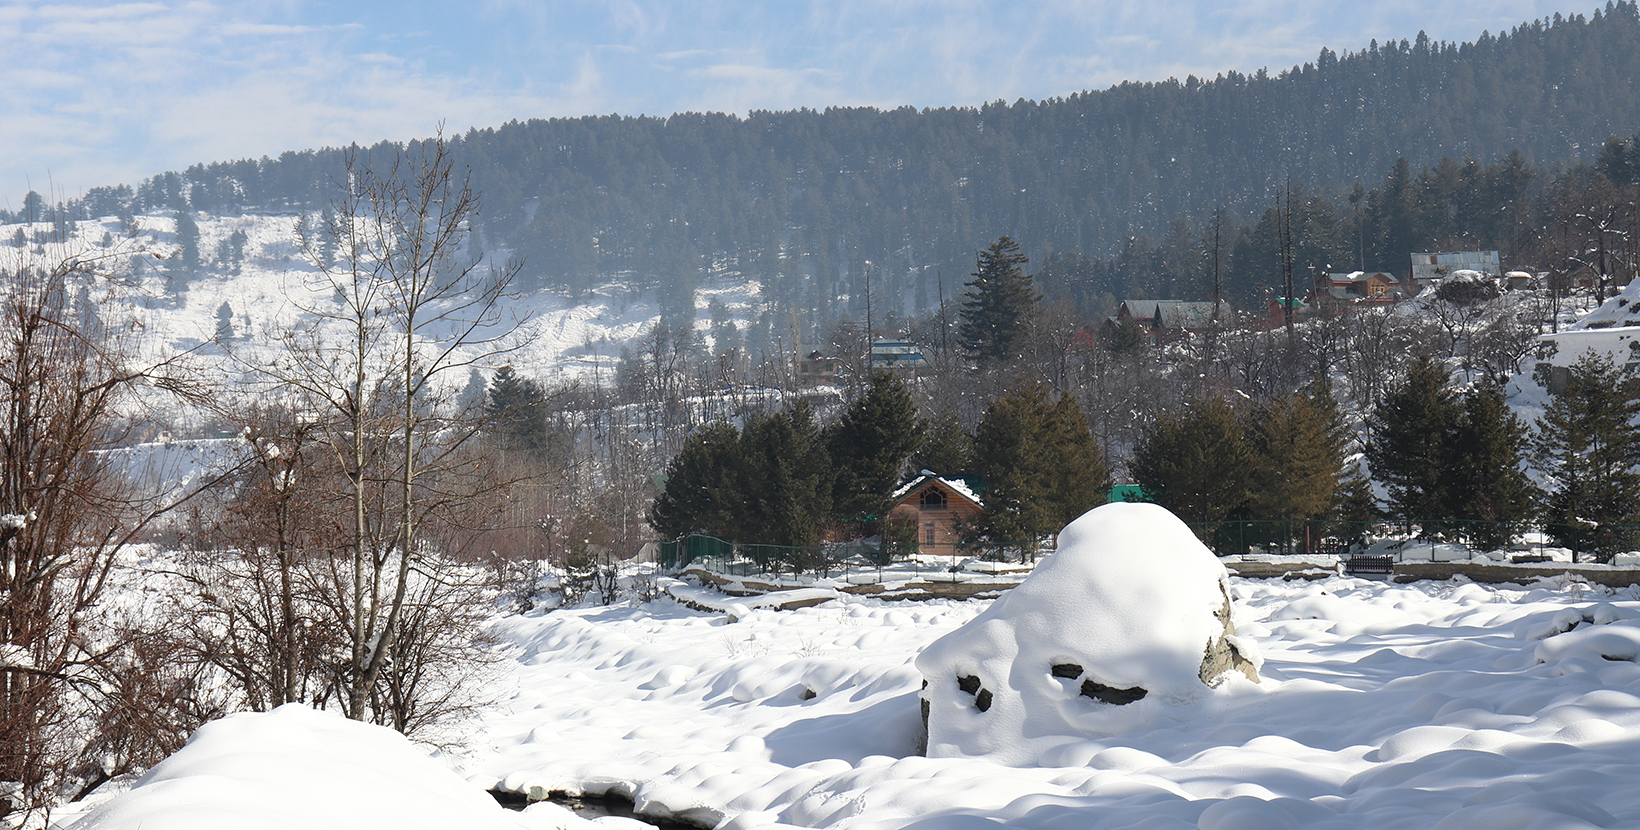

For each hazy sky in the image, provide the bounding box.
[0,0,1587,208]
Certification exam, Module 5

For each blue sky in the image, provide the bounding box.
[0,0,1584,209]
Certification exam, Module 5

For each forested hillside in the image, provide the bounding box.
[25,4,1640,330]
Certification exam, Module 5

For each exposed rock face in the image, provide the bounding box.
[915,502,1260,765]
[1203,585,1261,686]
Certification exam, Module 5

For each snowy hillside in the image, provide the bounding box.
[3,212,763,393]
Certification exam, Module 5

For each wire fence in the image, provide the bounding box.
[656,534,1044,585]
[659,518,1640,582]
[1188,518,1640,564]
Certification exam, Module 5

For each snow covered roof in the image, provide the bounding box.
[1119,300,1231,328]
[892,470,984,508]
[1325,270,1399,284]
[1441,268,1490,284]
[1410,250,1499,282]
[869,340,928,369]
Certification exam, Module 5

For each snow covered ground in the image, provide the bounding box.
[453,573,1640,829]
[61,555,1640,829]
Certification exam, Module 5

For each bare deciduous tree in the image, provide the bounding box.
[227,131,530,733]
[0,242,220,823]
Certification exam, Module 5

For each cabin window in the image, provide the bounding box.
[925,522,936,545]
[920,488,947,509]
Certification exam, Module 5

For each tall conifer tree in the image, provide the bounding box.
[649,422,741,541]
[912,409,973,478]
[485,366,558,464]
[1366,357,1462,535]
[1130,397,1253,528]
[1040,394,1110,530]
[738,403,831,548]
[1451,379,1535,550]
[172,210,201,289]
[1246,386,1341,550]
[968,379,1108,557]
[826,371,926,528]
[1532,352,1640,561]
[958,236,1039,361]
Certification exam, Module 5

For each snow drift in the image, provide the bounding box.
[67,704,569,830]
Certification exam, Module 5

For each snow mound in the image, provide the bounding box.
[1569,276,1640,329]
[1535,618,1640,665]
[915,502,1257,765]
[69,704,567,830]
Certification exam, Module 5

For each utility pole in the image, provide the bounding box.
[936,270,950,360]
[1279,178,1297,349]
[863,260,874,339]
[1211,209,1223,319]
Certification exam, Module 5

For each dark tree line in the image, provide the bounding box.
[1365,357,1535,551]
[649,372,924,547]
[1119,345,1640,561]
[1128,379,1373,552]
[1367,352,1640,560]
[649,370,1109,555]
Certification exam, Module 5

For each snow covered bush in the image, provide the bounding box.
[916,502,1258,765]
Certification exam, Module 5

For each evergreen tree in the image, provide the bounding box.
[317,207,337,267]
[1246,386,1342,550]
[456,368,488,413]
[20,190,43,224]
[172,210,201,289]
[969,379,1106,557]
[825,371,926,529]
[485,366,558,464]
[1312,377,1380,539]
[1130,397,1254,528]
[1039,394,1110,530]
[1451,379,1535,551]
[649,422,742,541]
[958,236,1039,361]
[911,409,972,477]
[1532,352,1640,562]
[1366,357,1462,536]
[650,406,833,549]
[215,301,234,339]
[737,403,831,548]
[227,228,248,275]
[970,381,1049,549]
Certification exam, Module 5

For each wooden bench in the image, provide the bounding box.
[1344,555,1395,575]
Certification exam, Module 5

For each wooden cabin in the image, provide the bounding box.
[888,472,985,556]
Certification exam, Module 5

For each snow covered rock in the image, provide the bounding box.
[915,502,1258,765]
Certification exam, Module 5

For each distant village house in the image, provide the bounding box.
[1410,250,1501,288]
[869,340,929,377]
[797,351,840,388]
[1315,271,1406,301]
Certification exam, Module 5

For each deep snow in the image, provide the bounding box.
[66,566,1640,829]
